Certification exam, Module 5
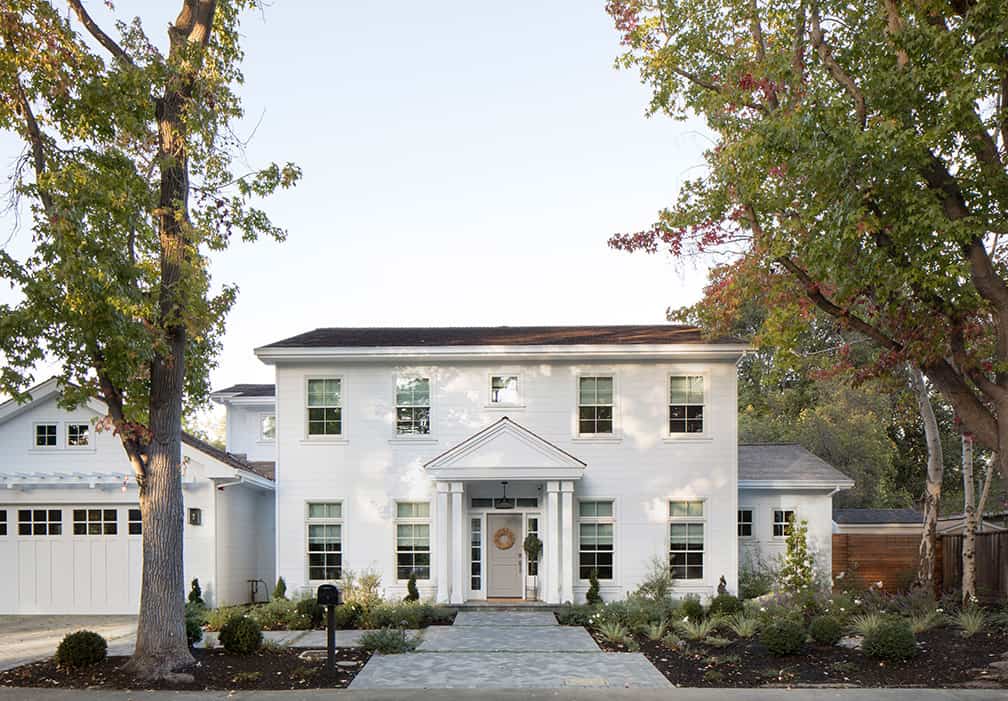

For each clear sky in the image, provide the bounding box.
[1,1,712,393]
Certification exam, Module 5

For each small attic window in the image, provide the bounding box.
[34,423,57,448]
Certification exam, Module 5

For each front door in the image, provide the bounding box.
[487,514,523,598]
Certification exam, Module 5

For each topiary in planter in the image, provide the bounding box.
[219,615,263,654]
[55,630,107,668]
[273,576,287,600]
[185,611,204,647]
[404,572,420,602]
[707,593,743,618]
[862,618,916,660]
[586,569,603,605]
[759,619,805,656]
[809,615,842,646]
[188,578,205,607]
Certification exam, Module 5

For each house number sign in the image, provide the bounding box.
[493,527,516,550]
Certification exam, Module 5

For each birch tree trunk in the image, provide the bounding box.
[961,447,996,606]
[908,366,943,591]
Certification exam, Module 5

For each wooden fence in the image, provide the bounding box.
[940,532,1008,602]
[831,533,937,592]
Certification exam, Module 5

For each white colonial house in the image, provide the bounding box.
[248,325,854,605]
[0,377,275,614]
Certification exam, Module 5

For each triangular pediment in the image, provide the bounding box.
[424,417,585,481]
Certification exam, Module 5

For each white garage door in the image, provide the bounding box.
[0,504,142,614]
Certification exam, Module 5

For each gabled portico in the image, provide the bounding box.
[425,417,585,605]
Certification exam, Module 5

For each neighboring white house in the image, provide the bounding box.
[0,378,275,614]
[247,325,854,604]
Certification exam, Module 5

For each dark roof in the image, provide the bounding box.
[262,325,744,349]
[181,432,273,481]
[738,443,854,484]
[212,384,275,398]
[833,508,921,525]
[247,461,276,480]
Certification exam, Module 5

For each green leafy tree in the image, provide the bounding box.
[779,518,816,593]
[0,0,298,678]
[606,0,1007,602]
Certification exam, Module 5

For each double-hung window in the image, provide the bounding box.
[396,378,431,435]
[773,509,796,538]
[578,500,614,580]
[738,508,753,537]
[578,376,613,435]
[396,502,430,579]
[67,423,90,447]
[669,375,704,434]
[669,499,704,580]
[307,502,342,581]
[307,379,342,436]
[35,423,57,448]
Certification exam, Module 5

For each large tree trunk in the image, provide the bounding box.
[909,366,943,591]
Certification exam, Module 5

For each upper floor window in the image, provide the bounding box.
[578,376,613,435]
[490,375,520,405]
[35,423,57,448]
[773,509,795,538]
[669,375,704,434]
[738,508,753,537]
[67,423,90,447]
[396,378,430,435]
[307,379,342,436]
[260,414,276,441]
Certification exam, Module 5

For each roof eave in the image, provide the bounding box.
[739,479,855,490]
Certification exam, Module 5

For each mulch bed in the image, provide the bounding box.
[592,627,1008,688]
[0,647,371,690]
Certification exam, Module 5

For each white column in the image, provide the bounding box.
[450,481,466,604]
[560,480,575,604]
[435,481,450,604]
[545,480,560,604]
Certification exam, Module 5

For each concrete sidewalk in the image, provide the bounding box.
[0,688,1004,700]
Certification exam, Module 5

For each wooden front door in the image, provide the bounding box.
[487,514,523,598]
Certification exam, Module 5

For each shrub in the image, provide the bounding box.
[219,615,263,654]
[848,612,885,637]
[205,606,244,632]
[909,609,944,633]
[633,555,675,602]
[186,610,204,646]
[676,617,719,641]
[726,614,759,638]
[586,569,602,605]
[642,620,667,641]
[341,569,383,610]
[403,573,420,602]
[188,578,205,606]
[759,619,805,656]
[273,576,287,600]
[680,595,704,622]
[595,620,630,646]
[778,518,816,594]
[55,631,107,668]
[956,607,987,637]
[334,601,364,629]
[739,553,776,599]
[708,593,743,618]
[862,619,916,660]
[359,627,416,654]
[185,600,207,624]
[248,598,298,631]
[555,604,594,626]
[361,602,434,630]
[296,597,323,628]
[429,606,457,625]
[809,615,842,646]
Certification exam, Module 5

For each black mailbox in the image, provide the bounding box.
[317,583,341,606]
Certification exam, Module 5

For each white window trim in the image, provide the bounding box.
[486,372,524,409]
[664,371,712,441]
[305,500,344,583]
[737,506,755,539]
[393,499,432,582]
[390,373,436,442]
[668,497,707,583]
[258,412,277,443]
[302,376,348,444]
[772,507,797,539]
[576,497,617,583]
[31,421,60,450]
[573,373,621,441]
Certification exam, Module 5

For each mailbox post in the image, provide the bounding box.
[316,584,342,670]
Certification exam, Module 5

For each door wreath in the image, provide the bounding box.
[493,527,516,550]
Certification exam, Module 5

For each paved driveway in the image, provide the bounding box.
[0,616,137,671]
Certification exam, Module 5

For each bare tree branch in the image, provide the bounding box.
[66,0,135,66]
[809,1,866,128]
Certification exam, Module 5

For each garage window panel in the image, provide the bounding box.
[128,508,142,535]
[18,508,62,535]
[73,508,118,535]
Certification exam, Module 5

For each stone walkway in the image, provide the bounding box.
[350,610,670,689]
